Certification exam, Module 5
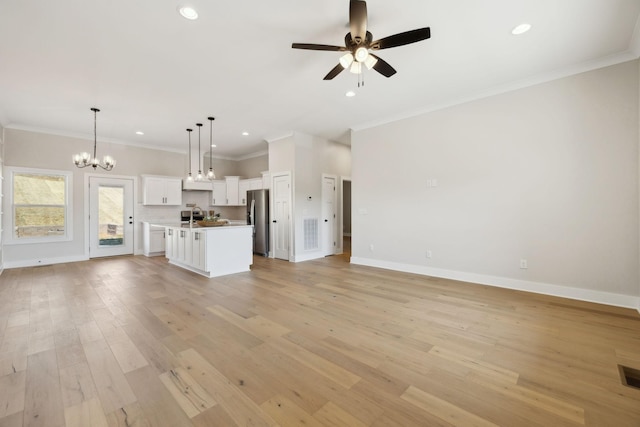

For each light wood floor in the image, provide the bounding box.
[0,249,639,427]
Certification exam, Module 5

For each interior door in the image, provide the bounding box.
[322,176,337,256]
[89,176,134,258]
[272,174,291,260]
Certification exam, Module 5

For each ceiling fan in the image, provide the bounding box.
[291,0,431,81]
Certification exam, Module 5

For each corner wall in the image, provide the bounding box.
[352,60,640,309]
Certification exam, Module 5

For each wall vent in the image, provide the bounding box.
[303,218,319,251]
[619,365,640,390]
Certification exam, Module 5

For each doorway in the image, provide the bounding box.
[89,176,134,258]
[271,173,291,261]
[321,175,337,256]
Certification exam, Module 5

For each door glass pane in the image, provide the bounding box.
[99,186,124,247]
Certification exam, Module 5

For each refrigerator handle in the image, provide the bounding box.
[249,199,256,226]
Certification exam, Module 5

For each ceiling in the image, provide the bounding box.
[1,0,639,159]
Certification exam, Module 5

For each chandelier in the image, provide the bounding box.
[72,108,116,171]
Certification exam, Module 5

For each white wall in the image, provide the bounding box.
[352,60,639,309]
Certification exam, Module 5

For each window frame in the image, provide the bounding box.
[4,166,73,245]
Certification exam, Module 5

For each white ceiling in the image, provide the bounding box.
[1,0,639,159]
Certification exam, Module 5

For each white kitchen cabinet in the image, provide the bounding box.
[165,227,175,259]
[211,180,227,205]
[142,176,182,205]
[164,225,252,278]
[176,228,191,263]
[238,179,252,205]
[142,222,166,256]
[226,176,240,206]
[238,178,263,205]
[191,230,206,271]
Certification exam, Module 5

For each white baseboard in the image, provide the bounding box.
[4,254,90,269]
[350,257,640,312]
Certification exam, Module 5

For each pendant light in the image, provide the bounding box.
[72,108,115,170]
[185,128,193,182]
[196,123,203,180]
[207,117,216,180]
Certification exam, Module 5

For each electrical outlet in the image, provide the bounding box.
[520,259,528,269]
[426,250,432,259]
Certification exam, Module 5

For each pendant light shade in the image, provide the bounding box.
[72,108,115,171]
[207,117,216,180]
[186,128,193,182]
[196,123,203,181]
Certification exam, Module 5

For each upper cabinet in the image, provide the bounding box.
[211,176,264,206]
[225,176,240,206]
[142,175,183,205]
[211,180,227,206]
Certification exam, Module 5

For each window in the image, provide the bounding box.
[5,167,73,244]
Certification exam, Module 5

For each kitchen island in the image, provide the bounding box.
[160,223,253,278]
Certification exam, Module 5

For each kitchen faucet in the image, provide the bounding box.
[187,203,203,224]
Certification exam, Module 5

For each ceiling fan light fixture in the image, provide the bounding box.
[354,47,369,63]
[349,61,362,74]
[178,6,198,20]
[364,54,378,70]
[339,53,354,69]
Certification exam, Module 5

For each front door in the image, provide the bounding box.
[272,173,291,260]
[89,176,134,258]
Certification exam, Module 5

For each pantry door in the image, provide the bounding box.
[89,176,134,258]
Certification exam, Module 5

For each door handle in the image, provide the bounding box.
[324,219,328,222]
[129,221,133,224]
[272,220,277,223]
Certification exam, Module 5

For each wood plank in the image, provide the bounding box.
[0,371,26,418]
[158,367,216,418]
[260,395,323,427]
[64,398,109,427]
[401,385,499,427]
[124,365,193,427]
[82,339,137,415]
[59,362,99,408]
[103,403,151,427]
[23,349,65,427]
[312,401,368,427]
[176,348,278,427]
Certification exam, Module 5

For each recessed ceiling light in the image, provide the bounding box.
[178,6,198,20]
[242,132,249,136]
[346,91,356,97]
[135,131,144,135]
[511,23,532,35]
[211,144,217,148]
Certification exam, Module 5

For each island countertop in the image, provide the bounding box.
[161,223,253,278]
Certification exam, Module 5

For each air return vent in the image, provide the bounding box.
[619,365,640,390]
[303,218,319,251]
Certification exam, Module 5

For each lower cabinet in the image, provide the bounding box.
[165,227,206,271]
[191,230,206,271]
[164,225,252,278]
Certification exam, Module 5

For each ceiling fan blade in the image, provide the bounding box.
[292,43,346,52]
[323,64,345,80]
[370,54,396,78]
[349,0,368,44]
[371,27,431,50]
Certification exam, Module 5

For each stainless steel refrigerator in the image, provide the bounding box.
[246,189,269,256]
